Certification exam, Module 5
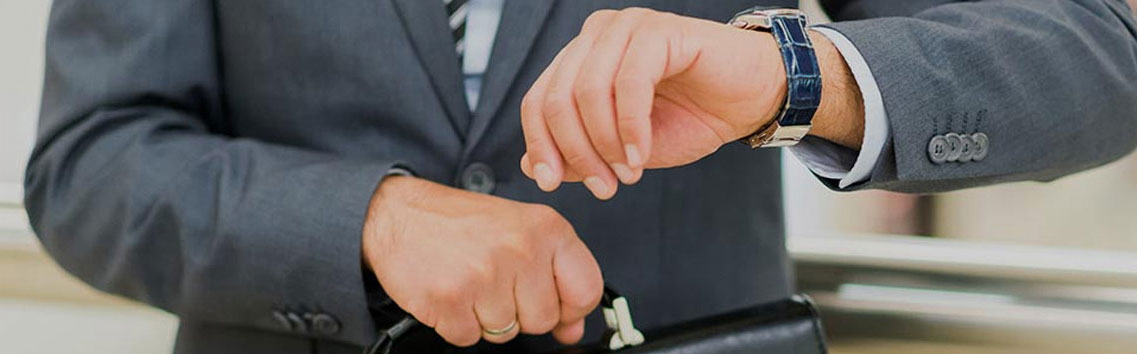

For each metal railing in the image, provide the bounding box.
[790,233,1136,353]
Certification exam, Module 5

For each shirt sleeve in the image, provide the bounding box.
[787,27,890,189]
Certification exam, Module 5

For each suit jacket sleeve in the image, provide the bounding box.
[25,0,392,346]
[817,0,1137,192]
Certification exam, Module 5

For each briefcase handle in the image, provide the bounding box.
[363,286,644,354]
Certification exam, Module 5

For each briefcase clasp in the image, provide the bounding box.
[601,288,645,350]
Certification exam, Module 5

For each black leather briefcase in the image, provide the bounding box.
[364,287,828,354]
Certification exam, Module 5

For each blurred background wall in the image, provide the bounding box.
[0,1,1133,353]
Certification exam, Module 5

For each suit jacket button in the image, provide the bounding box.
[927,135,949,164]
[957,134,975,162]
[971,133,989,161]
[461,163,496,194]
[273,311,293,331]
[943,133,964,162]
[310,313,342,335]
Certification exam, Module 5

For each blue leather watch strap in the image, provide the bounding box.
[768,14,821,127]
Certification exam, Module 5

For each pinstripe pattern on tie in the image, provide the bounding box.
[445,0,468,59]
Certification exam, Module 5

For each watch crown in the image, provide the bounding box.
[729,14,770,30]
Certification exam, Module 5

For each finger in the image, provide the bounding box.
[574,9,654,185]
[475,275,520,344]
[544,31,620,199]
[546,73,620,199]
[520,10,617,192]
[614,21,676,175]
[515,257,560,335]
[521,153,584,183]
[552,233,603,330]
[521,52,567,192]
[434,305,482,347]
[552,319,587,345]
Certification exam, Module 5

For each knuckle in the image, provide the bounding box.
[550,217,575,237]
[617,111,642,125]
[430,279,471,305]
[525,204,573,239]
[616,118,644,144]
[405,301,436,327]
[590,137,622,163]
[542,93,574,120]
[529,203,561,220]
[522,135,540,150]
[535,311,560,333]
[502,231,537,263]
[583,10,617,29]
[522,131,549,153]
[617,115,644,137]
[528,204,566,229]
[573,79,609,106]
[520,94,539,117]
[657,11,680,21]
[566,277,604,313]
[613,75,648,93]
[468,261,495,284]
[561,150,592,170]
[621,7,655,16]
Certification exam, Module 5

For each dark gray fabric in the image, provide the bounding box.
[24,0,1134,353]
[817,0,1137,192]
[393,0,472,137]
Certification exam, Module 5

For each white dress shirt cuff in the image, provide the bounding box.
[386,167,414,177]
[788,27,889,189]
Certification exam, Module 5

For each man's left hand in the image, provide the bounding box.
[519,8,861,199]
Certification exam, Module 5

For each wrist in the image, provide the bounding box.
[361,175,418,272]
[806,30,865,150]
[733,30,787,139]
[726,9,827,148]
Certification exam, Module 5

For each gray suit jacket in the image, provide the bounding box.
[25,0,1135,353]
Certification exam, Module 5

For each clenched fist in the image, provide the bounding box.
[519,8,862,199]
[361,176,603,346]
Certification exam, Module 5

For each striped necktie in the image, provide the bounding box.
[445,0,468,61]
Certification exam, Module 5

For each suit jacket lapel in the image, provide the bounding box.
[391,0,471,137]
[465,0,556,153]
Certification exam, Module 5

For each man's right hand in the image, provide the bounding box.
[361,176,604,347]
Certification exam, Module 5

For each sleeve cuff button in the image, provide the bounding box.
[928,135,949,164]
[971,133,989,161]
[311,313,342,335]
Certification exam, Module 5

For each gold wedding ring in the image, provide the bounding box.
[482,320,517,336]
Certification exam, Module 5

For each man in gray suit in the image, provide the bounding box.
[25,0,1134,352]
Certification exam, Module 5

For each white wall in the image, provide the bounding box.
[0,0,48,205]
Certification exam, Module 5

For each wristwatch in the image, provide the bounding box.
[728,7,822,148]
